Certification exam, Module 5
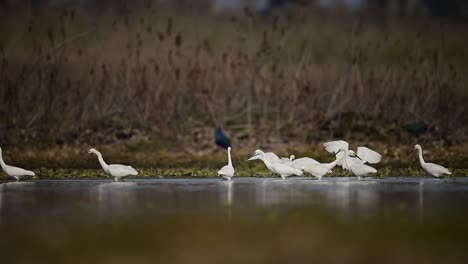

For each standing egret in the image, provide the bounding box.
[258,151,303,180]
[323,140,382,170]
[215,128,231,149]
[414,144,451,177]
[302,151,344,180]
[218,147,235,181]
[0,147,35,181]
[88,148,138,182]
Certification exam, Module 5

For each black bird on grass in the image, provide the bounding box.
[403,122,429,137]
[215,128,231,149]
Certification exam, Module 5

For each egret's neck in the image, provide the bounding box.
[95,153,109,170]
[327,156,342,170]
[227,149,232,166]
[417,149,425,165]
[261,153,271,167]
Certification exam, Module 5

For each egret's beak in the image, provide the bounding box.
[350,152,363,161]
[88,150,92,154]
[408,148,416,155]
[247,155,260,161]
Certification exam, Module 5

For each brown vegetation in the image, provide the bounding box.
[0,7,467,151]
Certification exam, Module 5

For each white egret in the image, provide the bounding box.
[0,147,35,181]
[218,147,235,181]
[414,144,451,177]
[323,140,382,170]
[302,152,344,180]
[88,148,138,182]
[258,151,303,180]
[323,141,379,180]
[247,149,281,174]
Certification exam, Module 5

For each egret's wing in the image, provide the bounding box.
[425,163,451,176]
[335,151,346,166]
[290,157,319,170]
[218,165,235,176]
[265,152,281,163]
[9,166,35,176]
[350,163,377,176]
[274,163,303,176]
[218,165,229,175]
[356,147,382,164]
[323,140,349,154]
[109,164,138,176]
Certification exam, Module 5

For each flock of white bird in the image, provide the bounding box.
[0,141,453,182]
[218,140,452,181]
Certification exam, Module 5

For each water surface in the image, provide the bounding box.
[1,177,467,264]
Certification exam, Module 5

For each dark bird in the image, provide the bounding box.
[403,122,429,136]
[215,128,231,149]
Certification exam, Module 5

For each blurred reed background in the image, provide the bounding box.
[0,0,467,154]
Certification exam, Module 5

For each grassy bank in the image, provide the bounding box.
[0,141,467,179]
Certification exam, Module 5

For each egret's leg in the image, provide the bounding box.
[13,176,20,181]
[114,177,118,182]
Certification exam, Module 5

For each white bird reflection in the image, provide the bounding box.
[91,182,137,219]
[218,180,234,222]
[218,180,233,206]
[419,180,424,222]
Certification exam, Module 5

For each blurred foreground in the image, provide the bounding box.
[1,178,468,264]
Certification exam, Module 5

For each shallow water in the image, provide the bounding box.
[1,177,468,264]
[1,177,467,222]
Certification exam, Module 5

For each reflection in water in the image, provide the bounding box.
[91,182,137,219]
[218,180,233,205]
[0,184,3,223]
[324,181,378,217]
[218,180,234,221]
[419,181,424,221]
[0,178,467,223]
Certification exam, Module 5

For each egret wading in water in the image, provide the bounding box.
[257,150,303,180]
[413,144,451,177]
[323,140,382,170]
[302,150,344,180]
[0,147,35,181]
[218,147,235,181]
[323,140,380,180]
[88,148,138,182]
